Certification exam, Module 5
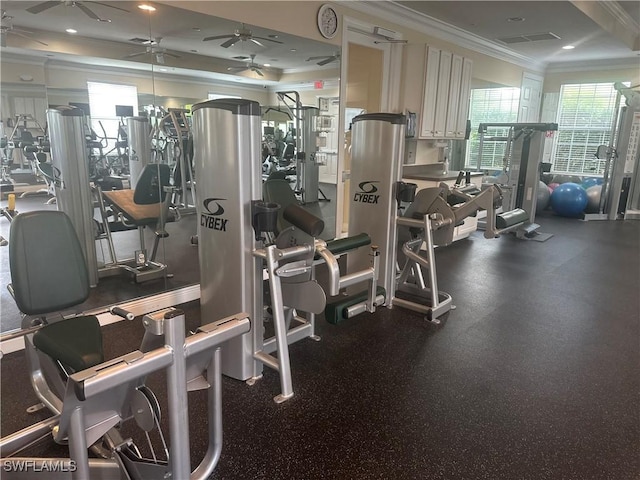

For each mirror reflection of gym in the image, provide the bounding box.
[0,1,341,332]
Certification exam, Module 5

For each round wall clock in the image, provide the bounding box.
[317,4,338,39]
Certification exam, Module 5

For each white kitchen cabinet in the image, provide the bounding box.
[417,47,473,140]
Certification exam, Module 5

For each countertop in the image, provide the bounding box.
[402,170,484,182]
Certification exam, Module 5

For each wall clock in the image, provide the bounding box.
[317,4,338,39]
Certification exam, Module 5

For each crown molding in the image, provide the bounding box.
[597,0,640,32]
[346,0,546,73]
[545,57,640,74]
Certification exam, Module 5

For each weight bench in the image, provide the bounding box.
[99,163,173,283]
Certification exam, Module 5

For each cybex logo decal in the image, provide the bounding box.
[201,198,228,231]
[353,181,380,204]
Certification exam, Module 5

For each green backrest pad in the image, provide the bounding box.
[133,164,171,205]
[9,211,90,315]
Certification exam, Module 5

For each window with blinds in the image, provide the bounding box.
[87,81,138,153]
[551,82,619,175]
[464,87,520,170]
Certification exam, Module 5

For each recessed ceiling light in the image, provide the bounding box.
[138,4,156,11]
[268,34,279,39]
[263,63,271,67]
[507,17,525,22]
[65,28,77,34]
[192,27,201,32]
[290,48,297,52]
[190,49,198,53]
[97,18,111,23]
[562,45,575,50]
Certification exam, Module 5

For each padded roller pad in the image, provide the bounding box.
[33,316,104,372]
[496,208,529,229]
[325,286,386,325]
[283,204,324,237]
[323,233,371,257]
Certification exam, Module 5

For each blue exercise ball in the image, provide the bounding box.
[581,177,602,189]
[550,183,588,217]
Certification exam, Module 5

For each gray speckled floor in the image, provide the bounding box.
[1,212,639,480]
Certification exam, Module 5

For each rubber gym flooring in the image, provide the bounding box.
[1,197,638,479]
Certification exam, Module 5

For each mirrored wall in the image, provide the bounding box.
[0,1,341,332]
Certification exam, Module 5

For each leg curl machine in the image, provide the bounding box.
[0,210,250,480]
[192,99,382,403]
[345,113,524,325]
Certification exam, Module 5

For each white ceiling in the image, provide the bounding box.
[1,1,340,85]
[394,1,640,67]
[2,0,638,84]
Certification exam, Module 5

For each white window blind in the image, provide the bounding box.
[464,87,520,170]
[551,82,619,175]
[87,81,138,152]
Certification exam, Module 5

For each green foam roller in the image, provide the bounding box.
[496,208,529,229]
[325,286,386,325]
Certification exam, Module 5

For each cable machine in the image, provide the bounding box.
[584,82,640,220]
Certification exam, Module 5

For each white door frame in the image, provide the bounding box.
[335,16,402,235]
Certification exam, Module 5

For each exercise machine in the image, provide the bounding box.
[346,113,515,324]
[477,122,558,239]
[159,108,195,212]
[47,106,170,285]
[192,99,380,403]
[276,91,330,203]
[0,210,250,479]
[585,82,640,220]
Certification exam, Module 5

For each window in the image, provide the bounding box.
[551,82,621,175]
[87,81,138,152]
[464,87,520,170]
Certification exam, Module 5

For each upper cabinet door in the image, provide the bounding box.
[455,57,473,138]
[419,46,441,138]
[432,50,452,138]
[446,54,463,138]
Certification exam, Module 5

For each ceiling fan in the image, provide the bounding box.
[1,10,48,47]
[26,1,129,22]
[227,54,265,77]
[306,51,341,66]
[125,37,180,65]
[203,24,283,48]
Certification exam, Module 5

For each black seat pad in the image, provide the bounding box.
[33,316,104,372]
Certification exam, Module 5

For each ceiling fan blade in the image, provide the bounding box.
[202,34,234,42]
[26,1,59,14]
[253,36,284,44]
[87,1,130,13]
[250,38,264,47]
[254,69,264,77]
[306,56,327,61]
[124,51,148,59]
[221,37,240,48]
[317,57,336,66]
[76,3,102,21]
[11,30,49,46]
